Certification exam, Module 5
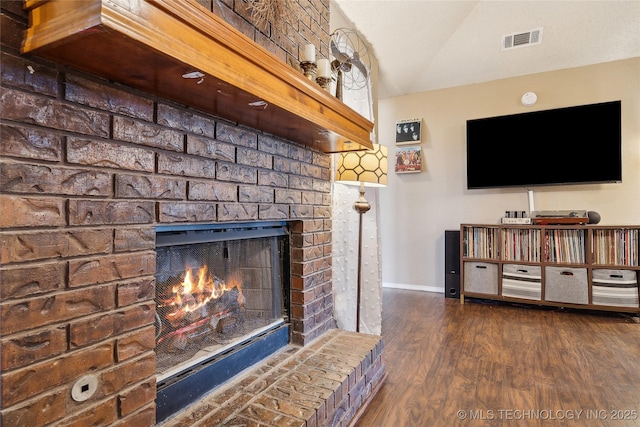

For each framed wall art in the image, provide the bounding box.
[395,145,422,173]
[395,118,421,144]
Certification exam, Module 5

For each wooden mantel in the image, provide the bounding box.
[21,0,374,153]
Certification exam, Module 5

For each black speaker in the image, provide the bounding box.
[588,211,601,224]
[445,230,460,299]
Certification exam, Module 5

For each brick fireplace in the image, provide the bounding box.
[1,1,384,426]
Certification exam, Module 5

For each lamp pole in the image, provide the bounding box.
[353,181,371,332]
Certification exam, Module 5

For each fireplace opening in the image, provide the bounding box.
[154,221,290,422]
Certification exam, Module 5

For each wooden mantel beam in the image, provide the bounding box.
[22,0,374,153]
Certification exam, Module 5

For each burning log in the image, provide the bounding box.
[156,262,246,352]
[208,287,243,321]
[216,314,241,334]
[158,265,244,324]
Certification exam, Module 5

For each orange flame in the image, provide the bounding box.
[166,265,242,321]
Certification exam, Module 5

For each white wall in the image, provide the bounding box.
[378,58,640,291]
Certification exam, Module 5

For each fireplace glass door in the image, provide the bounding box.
[154,223,289,381]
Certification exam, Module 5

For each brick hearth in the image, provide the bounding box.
[160,330,385,427]
[1,1,385,426]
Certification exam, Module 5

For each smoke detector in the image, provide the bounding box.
[502,27,543,50]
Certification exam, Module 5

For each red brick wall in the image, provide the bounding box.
[0,1,333,425]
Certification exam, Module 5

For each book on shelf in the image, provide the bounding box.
[592,228,639,266]
[465,225,638,267]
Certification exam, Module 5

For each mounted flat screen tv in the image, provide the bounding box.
[466,100,622,189]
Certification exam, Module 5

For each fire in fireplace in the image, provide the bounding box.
[154,222,290,421]
[156,263,246,373]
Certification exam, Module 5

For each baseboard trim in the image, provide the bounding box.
[383,283,444,293]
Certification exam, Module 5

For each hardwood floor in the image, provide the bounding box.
[355,289,640,427]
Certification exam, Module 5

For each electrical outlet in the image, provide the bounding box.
[71,374,98,402]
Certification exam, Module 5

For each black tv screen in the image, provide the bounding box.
[466,100,622,189]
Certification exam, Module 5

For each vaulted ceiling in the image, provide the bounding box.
[333,1,640,99]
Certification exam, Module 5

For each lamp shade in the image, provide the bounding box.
[335,144,388,187]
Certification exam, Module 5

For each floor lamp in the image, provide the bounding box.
[335,144,388,332]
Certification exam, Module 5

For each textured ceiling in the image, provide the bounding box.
[333,0,640,99]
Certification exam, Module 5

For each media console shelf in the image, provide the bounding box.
[460,224,640,316]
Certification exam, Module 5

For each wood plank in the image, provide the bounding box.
[22,0,374,153]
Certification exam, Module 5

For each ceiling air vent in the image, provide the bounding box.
[502,27,543,50]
